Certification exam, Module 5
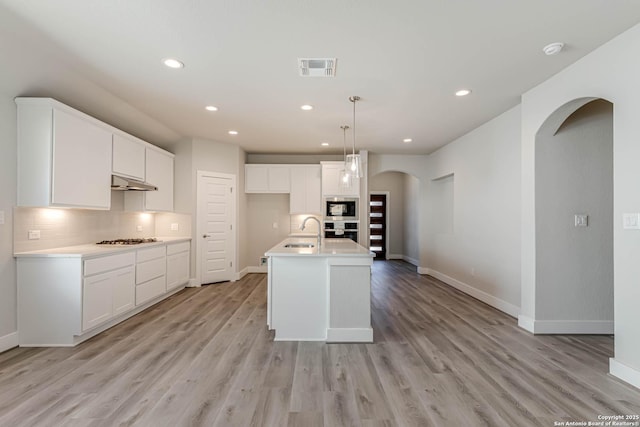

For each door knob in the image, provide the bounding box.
[202,234,212,238]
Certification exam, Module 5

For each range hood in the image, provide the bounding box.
[111,175,158,191]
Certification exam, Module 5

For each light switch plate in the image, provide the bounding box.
[28,230,41,240]
[574,214,588,227]
[0,210,4,225]
[623,213,640,229]
[136,225,143,232]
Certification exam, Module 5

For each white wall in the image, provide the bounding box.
[369,107,521,317]
[169,138,248,280]
[425,105,522,315]
[535,100,613,324]
[520,22,640,387]
[246,194,292,268]
[0,93,17,346]
[369,172,405,257]
[403,174,419,262]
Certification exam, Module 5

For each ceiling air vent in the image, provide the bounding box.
[298,58,337,77]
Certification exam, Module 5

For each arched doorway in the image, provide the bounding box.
[533,98,614,334]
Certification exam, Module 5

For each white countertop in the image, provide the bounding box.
[265,237,373,257]
[14,236,191,259]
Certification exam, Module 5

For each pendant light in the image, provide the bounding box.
[346,95,364,178]
[339,125,352,187]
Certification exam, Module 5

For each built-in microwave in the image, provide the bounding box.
[324,197,358,220]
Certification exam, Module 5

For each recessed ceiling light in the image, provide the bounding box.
[301,105,314,111]
[205,105,218,112]
[403,138,413,143]
[543,42,564,56]
[163,58,184,69]
[321,142,329,146]
[228,130,238,135]
[455,89,472,97]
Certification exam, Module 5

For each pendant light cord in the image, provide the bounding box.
[341,125,349,166]
[351,97,357,156]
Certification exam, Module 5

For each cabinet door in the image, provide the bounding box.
[321,164,341,197]
[112,266,135,316]
[83,271,113,331]
[245,165,291,193]
[268,167,290,192]
[112,134,145,180]
[305,166,322,213]
[289,167,307,214]
[167,250,190,291]
[144,148,174,211]
[322,163,360,197]
[290,166,322,214]
[245,165,269,192]
[52,109,112,209]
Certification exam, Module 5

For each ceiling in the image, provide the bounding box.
[1,1,640,155]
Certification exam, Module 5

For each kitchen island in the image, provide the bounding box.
[265,237,374,342]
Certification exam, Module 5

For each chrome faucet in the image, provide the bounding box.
[300,216,322,247]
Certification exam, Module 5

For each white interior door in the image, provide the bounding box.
[197,172,236,284]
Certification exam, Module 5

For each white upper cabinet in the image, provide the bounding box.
[321,161,360,197]
[290,165,322,214]
[125,148,174,212]
[112,133,145,181]
[144,148,174,211]
[245,165,291,193]
[17,98,112,209]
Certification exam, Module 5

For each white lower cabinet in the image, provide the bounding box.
[167,242,190,291]
[82,252,135,331]
[135,246,167,306]
[83,265,135,331]
[17,239,190,347]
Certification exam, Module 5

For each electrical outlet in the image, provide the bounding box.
[623,213,640,229]
[28,230,41,240]
[170,223,179,231]
[136,225,143,232]
[260,257,268,266]
[0,210,4,225]
[272,222,278,229]
[574,214,588,227]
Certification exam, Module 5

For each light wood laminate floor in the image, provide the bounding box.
[0,260,638,426]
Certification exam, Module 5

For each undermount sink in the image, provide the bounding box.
[284,243,315,248]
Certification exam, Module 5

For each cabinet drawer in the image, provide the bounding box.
[137,246,166,263]
[84,252,135,276]
[166,241,190,256]
[136,257,166,284]
[136,275,166,306]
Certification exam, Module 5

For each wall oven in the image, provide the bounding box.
[324,197,358,221]
[324,221,358,242]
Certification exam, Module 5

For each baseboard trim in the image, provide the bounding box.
[247,266,267,274]
[518,315,535,333]
[402,255,419,266]
[424,268,520,318]
[417,266,429,274]
[236,267,249,280]
[326,327,373,343]
[531,319,613,334]
[518,315,613,335]
[386,254,403,260]
[0,332,18,353]
[186,278,200,288]
[610,358,640,390]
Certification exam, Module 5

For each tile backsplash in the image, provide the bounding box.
[13,207,159,252]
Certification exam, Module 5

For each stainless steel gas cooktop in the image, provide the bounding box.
[96,238,159,245]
